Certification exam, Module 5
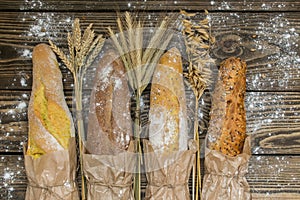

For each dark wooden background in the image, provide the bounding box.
[0,0,300,199]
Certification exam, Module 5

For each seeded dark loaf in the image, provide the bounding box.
[207,57,247,157]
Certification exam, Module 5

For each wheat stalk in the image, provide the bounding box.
[108,12,173,93]
[49,18,104,200]
[85,35,105,70]
[179,10,215,200]
[73,18,81,53]
[108,12,174,200]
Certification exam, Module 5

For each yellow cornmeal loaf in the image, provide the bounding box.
[208,57,247,157]
[27,44,74,158]
[149,47,188,154]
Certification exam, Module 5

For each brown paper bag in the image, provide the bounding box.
[24,138,79,200]
[143,140,197,200]
[202,136,251,200]
[83,142,136,200]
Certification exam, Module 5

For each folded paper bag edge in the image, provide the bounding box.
[24,137,79,200]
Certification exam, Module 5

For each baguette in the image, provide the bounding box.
[86,50,132,155]
[207,57,246,156]
[149,47,188,154]
[26,44,75,158]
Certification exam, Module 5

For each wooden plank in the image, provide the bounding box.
[248,155,300,199]
[0,155,26,200]
[0,90,29,153]
[1,154,300,199]
[209,12,300,91]
[0,11,299,91]
[1,90,300,154]
[0,0,299,12]
[0,0,298,199]
[247,92,300,154]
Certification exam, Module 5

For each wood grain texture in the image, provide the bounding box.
[0,155,26,199]
[1,155,300,199]
[0,12,299,91]
[1,90,300,155]
[0,0,299,11]
[247,155,300,199]
[0,0,299,199]
[247,92,300,154]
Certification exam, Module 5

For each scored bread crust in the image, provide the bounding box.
[207,57,247,157]
[149,47,188,154]
[86,50,132,155]
[27,44,75,157]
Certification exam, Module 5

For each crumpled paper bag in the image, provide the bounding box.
[143,139,197,200]
[24,137,79,200]
[202,136,251,200]
[83,142,136,200]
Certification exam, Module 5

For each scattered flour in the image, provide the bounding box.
[20,78,27,87]
[16,102,27,110]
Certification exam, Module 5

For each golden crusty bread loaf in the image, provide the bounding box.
[86,50,132,155]
[149,47,188,154]
[27,44,75,158]
[207,57,247,157]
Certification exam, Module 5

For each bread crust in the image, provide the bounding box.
[207,57,247,156]
[86,50,132,155]
[27,44,74,157]
[149,47,188,154]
